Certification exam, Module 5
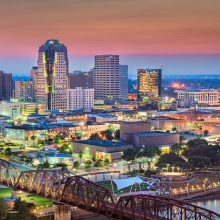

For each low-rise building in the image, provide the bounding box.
[131,132,179,148]
[70,140,133,162]
[25,150,74,166]
[0,101,20,117]
[177,89,218,105]
[10,99,47,115]
[87,114,118,122]
[67,87,94,110]
[146,116,188,131]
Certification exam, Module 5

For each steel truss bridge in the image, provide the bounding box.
[1,159,220,220]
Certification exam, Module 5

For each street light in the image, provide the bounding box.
[114,163,117,171]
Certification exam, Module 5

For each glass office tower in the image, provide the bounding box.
[137,68,162,109]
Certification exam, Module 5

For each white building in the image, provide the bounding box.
[0,101,20,117]
[177,89,218,105]
[67,87,94,110]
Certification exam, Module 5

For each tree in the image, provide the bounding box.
[73,161,80,170]
[188,155,210,170]
[94,159,103,167]
[155,152,185,167]
[187,138,208,149]
[103,158,110,166]
[107,124,116,132]
[141,146,161,159]
[4,147,12,156]
[172,127,177,132]
[37,159,50,170]
[57,145,72,155]
[91,156,96,162]
[121,147,139,161]
[100,130,114,141]
[170,144,183,156]
[78,150,83,160]
[204,130,209,136]
[89,133,102,140]
[84,160,92,169]
[114,129,120,139]
[179,135,186,143]
[0,199,8,220]
[198,133,204,138]
[61,162,68,171]
[14,198,36,219]
[56,131,68,140]
[25,157,33,163]
[54,136,61,144]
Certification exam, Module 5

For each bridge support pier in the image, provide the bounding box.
[53,203,71,220]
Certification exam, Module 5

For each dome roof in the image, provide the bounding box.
[43,39,63,46]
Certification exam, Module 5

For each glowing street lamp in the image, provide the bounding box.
[114,163,117,171]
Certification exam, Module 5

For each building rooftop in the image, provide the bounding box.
[135,132,177,137]
[72,140,130,147]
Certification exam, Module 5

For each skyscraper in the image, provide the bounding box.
[0,71,13,101]
[137,68,162,109]
[70,70,93,89]
[119,65,128,100]
[36,40,69,110]
[93,55,120,103]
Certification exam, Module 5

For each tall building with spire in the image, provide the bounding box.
[36,40,69,110]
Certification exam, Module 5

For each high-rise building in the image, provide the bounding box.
[36,39,69,110]
[137,68,162,109]
[15,80,36,102]
[0,71,13,101]
[93,55,120,103]
[67,87,94,110]
[119,65,128,100]
[70,70,93,89]
[30,66,38,91]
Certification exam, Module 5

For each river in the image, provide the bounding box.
[191,195,220,214]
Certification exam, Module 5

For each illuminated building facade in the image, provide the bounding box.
[119,65,128,100]
[15,80,35,102]
[137,68,162,109]
[93,55,120,103]
[36,40,69,110]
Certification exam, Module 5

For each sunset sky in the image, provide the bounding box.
[0,0,220,75]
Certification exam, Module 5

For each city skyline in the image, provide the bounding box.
[0,0,220,75]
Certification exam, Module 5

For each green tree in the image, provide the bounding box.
[107,124,116,132]
[114,129,120,139]
[14,198,36,220]
[56,131,68,140]
[61,162,68,171]
[172,127,177,132]
[91,156,96,162]
[57,145,72,155]
[121,147,139,161]
[94,159,103,167]
[155,152,185,167]
[89,133,101,140]
[0,199,8,220]
[141,146,161,159]
[54,136,61,144]
[37,159,50,170]
[103,158,110,166]
[204,130,209,136]
[78,150,83,160]
[188,155,210,170]
[84,160,92,169]
[198,133,204,139]
[73,161,80,170]
[100,130,114,141]
[170,144,183,156]
[179,135,186,143]
[4,147,12,156]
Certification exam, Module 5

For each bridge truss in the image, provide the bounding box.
[0,159,220,220]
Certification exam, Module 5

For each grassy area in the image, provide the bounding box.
[198,176,220,183]
[0,188,53,209]
[0,188,12,199]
